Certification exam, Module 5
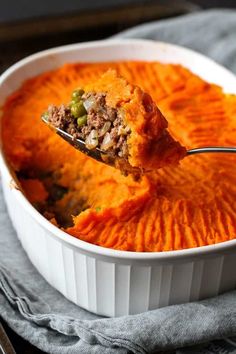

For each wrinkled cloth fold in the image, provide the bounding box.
[1,8,236,354]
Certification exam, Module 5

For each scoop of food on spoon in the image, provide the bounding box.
[41,70,236,177]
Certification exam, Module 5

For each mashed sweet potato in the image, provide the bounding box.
[84,70,186,171]
[2,61,236,251]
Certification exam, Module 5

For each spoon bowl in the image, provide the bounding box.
[42,115,236,166]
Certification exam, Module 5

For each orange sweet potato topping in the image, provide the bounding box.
[84,70,186,171]
[2,61,236,252]
[19,178,48,203]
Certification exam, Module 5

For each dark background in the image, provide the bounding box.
[0,0,235,23]
[0,0,236,353]
[0,0,236,74]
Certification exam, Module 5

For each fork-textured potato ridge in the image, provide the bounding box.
[2,61,236,251]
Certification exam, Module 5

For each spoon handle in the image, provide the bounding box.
[187,147,236,155]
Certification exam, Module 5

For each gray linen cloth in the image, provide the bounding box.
[1,9,236,354]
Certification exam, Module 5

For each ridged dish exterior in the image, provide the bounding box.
[1,40,236,317]
[2,178,236,317]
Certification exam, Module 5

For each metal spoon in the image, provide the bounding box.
[187,147,236,155]
[42,116,115,167]
[42,116,236,166]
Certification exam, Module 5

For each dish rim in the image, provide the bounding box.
[1,38,236,261]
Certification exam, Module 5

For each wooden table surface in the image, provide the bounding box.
[0,320,45,354]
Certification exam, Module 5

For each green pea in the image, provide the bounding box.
[70,98,81,106]
[77,115,87,127]
[72,88,84,100]
[95,206,101,212]
[69,100,77,107]
[41,111,49,121]
[71,102,87,118]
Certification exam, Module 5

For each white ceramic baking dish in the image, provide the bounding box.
[1,39,236,317]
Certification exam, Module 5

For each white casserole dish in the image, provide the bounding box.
[1,39,236,317]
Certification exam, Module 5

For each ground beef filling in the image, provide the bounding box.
[47,92,131,160]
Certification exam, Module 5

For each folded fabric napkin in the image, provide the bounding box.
[1,9,236,354]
